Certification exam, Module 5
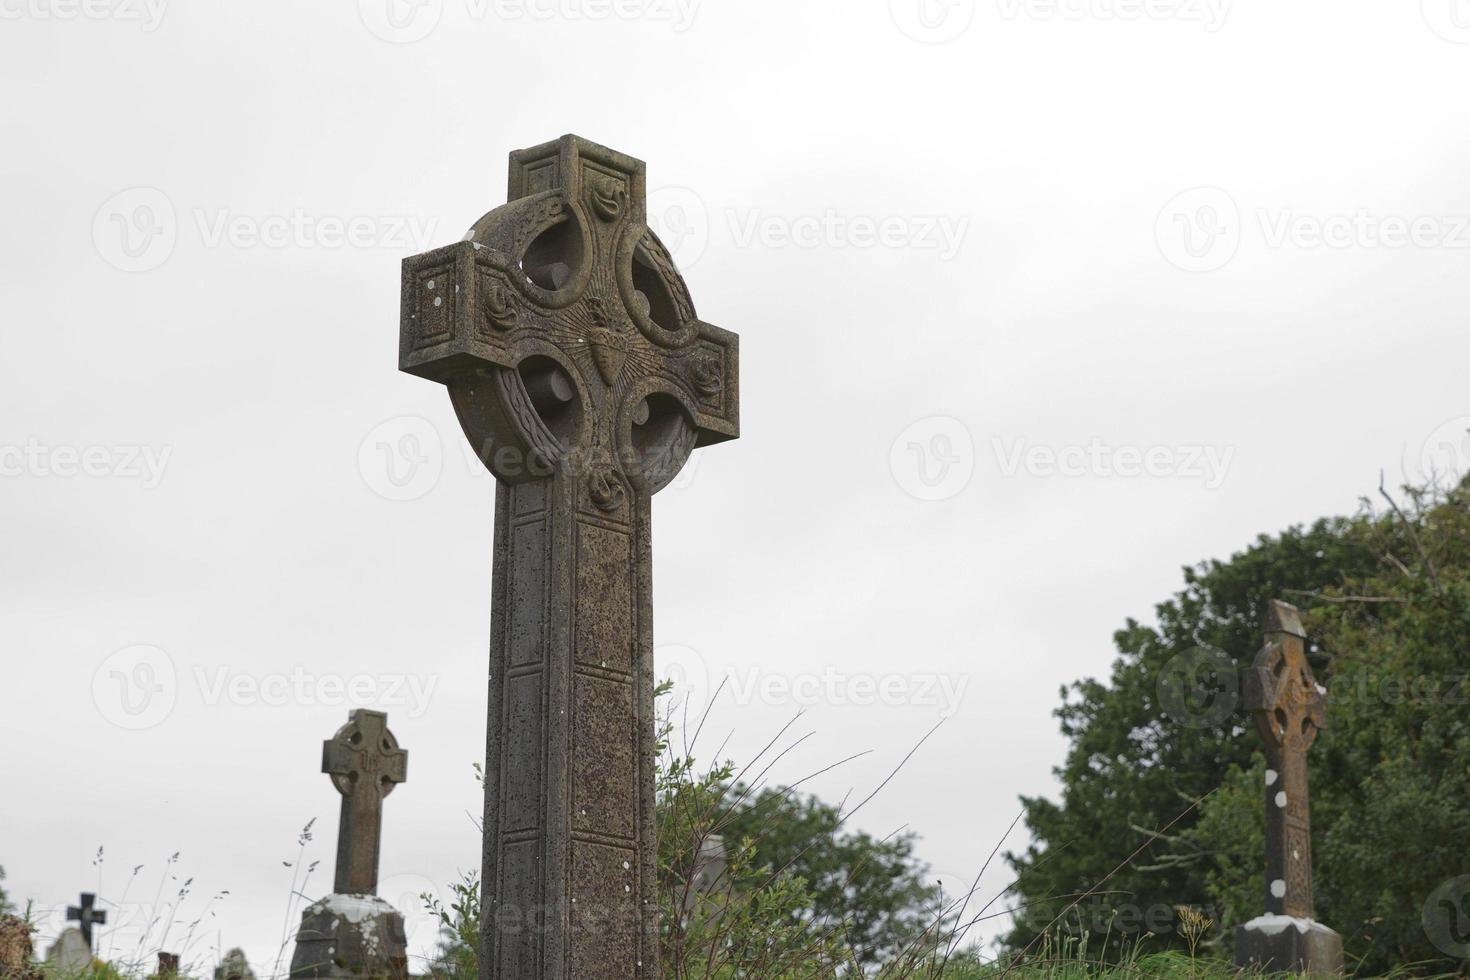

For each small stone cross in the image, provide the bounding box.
[1243,600,1328,919]
[321,709,408,896]
[66,893,106,949]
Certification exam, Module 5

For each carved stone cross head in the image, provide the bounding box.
[1244,600,1328,754]
[323,709,408,800]
[322,709,407,895]
[399,134,738,506]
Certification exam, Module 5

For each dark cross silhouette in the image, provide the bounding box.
[321,709,408,895]
[399,134,740,979]
[1243,599,1328,919]
[66,893,107,949]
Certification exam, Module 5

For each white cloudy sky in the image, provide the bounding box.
[3,0,1469,972]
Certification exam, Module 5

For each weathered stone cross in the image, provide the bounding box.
[1235,599,1342,975]
[322,709,408,895]
[1243,600,1327,919]
[399,135,739,979]
[66,892,106,948]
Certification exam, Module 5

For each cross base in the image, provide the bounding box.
[1234,917,1343,976]
[289,896,407,980]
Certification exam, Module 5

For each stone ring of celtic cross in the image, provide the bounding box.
[399,139,738,501]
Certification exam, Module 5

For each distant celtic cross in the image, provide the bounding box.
[1243,600,1328,920]
[400,135,739,979]
[322,709,408,896]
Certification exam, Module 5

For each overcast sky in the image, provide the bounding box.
[3,0,1469,973]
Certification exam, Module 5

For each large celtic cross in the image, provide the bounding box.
[1243,600,1328,920]
[399,135,739,979]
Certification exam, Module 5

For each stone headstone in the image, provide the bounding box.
[684,835,729,912]
[289,710,409,980]
[400,134,740,979]
[1233,600,1343,975]
[155,951,181,979]
[45,928,91,973]
[214,948,256,980]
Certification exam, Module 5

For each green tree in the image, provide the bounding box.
[1008,476,1470,975]
[0,865,11,916]
[1004,514,1383,961]
[715,786,941,966]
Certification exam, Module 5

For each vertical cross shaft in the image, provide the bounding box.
[1243,600,1328,920]
[399,135,740,979]
[322,709,409,896]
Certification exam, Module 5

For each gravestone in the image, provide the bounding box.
[290,710,409,980]
[215,947,256,980]
[683,835,729,913]
[45,928,90,973]
[399,134,740,979]
[1233,600,1343,975]
[155,951,181,979]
